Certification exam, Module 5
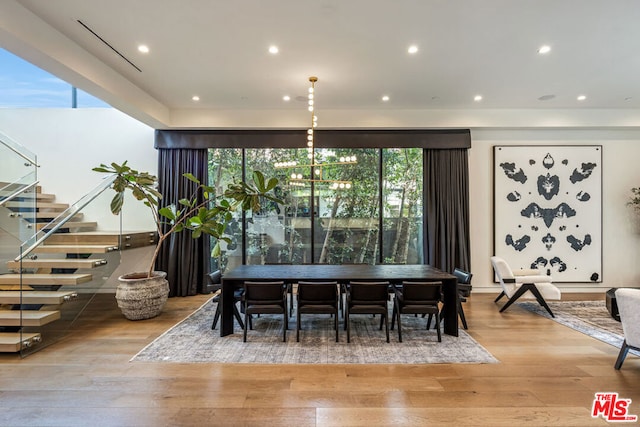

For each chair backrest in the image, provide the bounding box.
[453,268,472,284]
[244,281,286,304]
[348,281,389,304]
[400,281,442,303]
[297,281,338,304]
[616,288,640,348]
[490,257,514,281]
[490,256,517,297]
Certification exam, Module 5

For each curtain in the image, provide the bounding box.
[425,149,470,273]
[156,148,211,296]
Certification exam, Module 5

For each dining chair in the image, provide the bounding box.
[264,263,295,317]
[242,281,288,342]
[392,281,442,343]
[345,281,390,343]
[296,281,340,342]
[614,288,640,369]
[209,271,244,330]
[453,268,473,330]
[490,256,561,317]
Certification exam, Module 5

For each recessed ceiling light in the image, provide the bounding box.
[577,95,587,101]
[138,44,149,54]
[408,45,418,54]
[537,45,551,54]
[192,95,200,102]
[283,95,290,101]
[381,95,390,102]
[474,95,483,102]
[268,45,279,54]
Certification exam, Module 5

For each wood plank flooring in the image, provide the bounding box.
[0,292,638,426]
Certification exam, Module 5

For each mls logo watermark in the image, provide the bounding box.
[592,392,638,422]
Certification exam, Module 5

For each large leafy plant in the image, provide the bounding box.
[93,161,281,278]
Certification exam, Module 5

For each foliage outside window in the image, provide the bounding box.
[208,147,424,267]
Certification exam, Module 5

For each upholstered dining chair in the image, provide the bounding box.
[209,271,244,330]
[490,256,561,317]
[296,281,340,342]
[242,281,288,342]
[345,281,390,343]
[391,281,442,343]
[614,288,640,369]
[264,263,295,317]
[453,268,473,330]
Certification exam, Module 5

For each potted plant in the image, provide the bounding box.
[93,161,281,320]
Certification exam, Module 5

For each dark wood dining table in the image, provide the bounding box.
[220,264,459,337]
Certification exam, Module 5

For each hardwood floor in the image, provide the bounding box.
[0,292,638,426]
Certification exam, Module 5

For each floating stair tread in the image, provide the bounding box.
[0,273,93,285]
[7,259,106,269]
[35,221,98,231]
[46,231,156,248]
[3,192,56,201]
[34,244,117,254]
[34,212,83,219]
[4,201,69,210]
[0,291,76,305]
[0,310,60,327]
[0,332,41,353]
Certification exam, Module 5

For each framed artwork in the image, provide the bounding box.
[493,145,602,282]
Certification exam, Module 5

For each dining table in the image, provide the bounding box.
[219,263,459,337]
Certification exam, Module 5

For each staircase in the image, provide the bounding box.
[0,183,156,354]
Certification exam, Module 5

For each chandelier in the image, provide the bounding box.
[274,76,355,189]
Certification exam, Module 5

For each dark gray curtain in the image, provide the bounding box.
[425,149,470,273]
[156,148,211,296]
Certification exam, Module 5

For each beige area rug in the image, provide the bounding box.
[131,298,498,364]
[518,300,639,356]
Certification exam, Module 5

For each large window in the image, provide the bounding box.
[210,147,424,266]
[382,148,423,264]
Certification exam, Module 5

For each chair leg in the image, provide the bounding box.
[243,306,249,342]
[397,309,403,343]
[494,291,506,303]
[384,311,390,343]
[211,302,221,330]
[498,285,531,313]
[283,311,287,342]
[346,309,351,343]
[526,284,555,318]
[335,310,339,342]
[296,308,301,342]
[391,301,397,330]
[379,312,384,330]
[232,303,245,330]
[615,340,630,370]
[426,313,433,330]
[434,311,441,342]
[288,284,294,318]
[458,298,468,330]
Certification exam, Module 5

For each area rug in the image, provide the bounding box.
[518,300,639,356]
[131,298,498,364]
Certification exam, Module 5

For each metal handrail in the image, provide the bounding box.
[0,180,40,208]
[0,131,39,167]
[16,175,117,261]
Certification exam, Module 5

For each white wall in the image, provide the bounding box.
[470,129,640,293]
[0,108,157,231]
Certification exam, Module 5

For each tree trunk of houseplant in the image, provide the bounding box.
[116,271,170,320]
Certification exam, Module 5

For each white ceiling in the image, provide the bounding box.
[1,0,640,129]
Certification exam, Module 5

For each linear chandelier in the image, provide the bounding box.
[275,76,356,190]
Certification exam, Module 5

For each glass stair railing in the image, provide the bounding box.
[0,131,39,252]
[8,176,125,356]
